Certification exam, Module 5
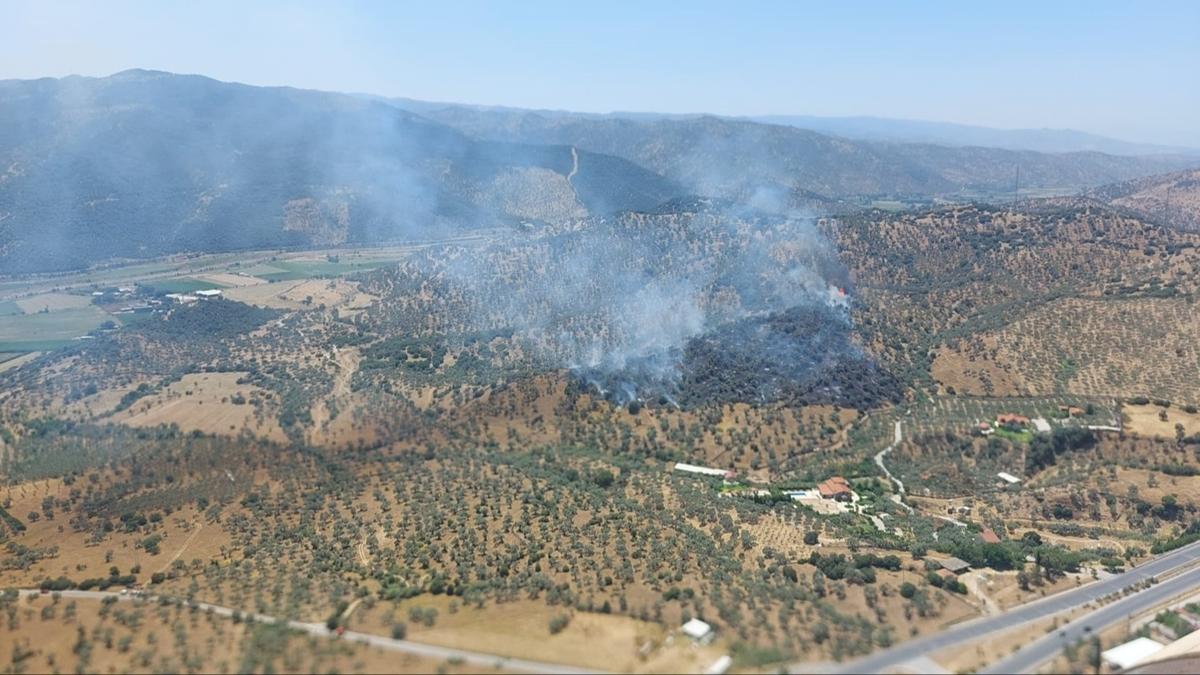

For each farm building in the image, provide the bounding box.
[980,527,1002,544]
[195,289,223,298]
[938,557,971,574]
[673,463,733,479]
[1101,637,1165,671]
[164,293,197,304]
[976,421,995,435]
[681,618,715,644]
[997,413,1030,427]
[817,476,854,502]
[997,471,1022,485]
[1059,405,1086,417]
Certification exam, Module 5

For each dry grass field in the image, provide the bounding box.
[115,372,288,443]
[1124,403,1200,438]
[350,595,728,673]
[14,292,95,314]
[222,278,375,312]
[0,594,483,675]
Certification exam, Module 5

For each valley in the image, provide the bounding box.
[1,64,1199,675]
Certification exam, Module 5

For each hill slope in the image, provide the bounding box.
[0,70,682,273]
[1091,168,1200,231]
[390,104,1199,202]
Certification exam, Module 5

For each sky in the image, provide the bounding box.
[2,0,1198,147]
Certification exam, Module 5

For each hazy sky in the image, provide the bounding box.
[3,0,1198,146]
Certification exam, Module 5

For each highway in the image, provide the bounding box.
[16,589,602,674]
[799,539,1200,674]
[984,562,1200,673]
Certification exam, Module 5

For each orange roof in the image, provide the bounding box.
[818,476,852,497]
[980,527,1001,544]
[997,413,1030,425]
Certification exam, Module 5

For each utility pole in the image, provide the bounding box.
[1012,164,1021,212]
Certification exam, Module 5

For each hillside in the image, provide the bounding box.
[0,70,682,273]
[393,104,1199,202]
[828,199,1200,402]
[1091,168,1200,231]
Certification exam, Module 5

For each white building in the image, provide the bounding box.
[195,289,223,298]
[164,293,197,304]
[681,618,714,644]
[997,472,1022,485]
[1101,637,1164,671]
[673,463,731,479]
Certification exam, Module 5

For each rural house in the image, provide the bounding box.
[817,476,854,502]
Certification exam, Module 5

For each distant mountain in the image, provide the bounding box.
[388,103,1199,203]
[0,70,681,273]
[378,100,1200,157]
[750,115,1200,157]
[1091,168,1200,231]
[2,70,1197,275]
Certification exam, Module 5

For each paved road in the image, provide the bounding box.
[16,589,601,674]
[984,563,1200,673]
[799,540,1200,674]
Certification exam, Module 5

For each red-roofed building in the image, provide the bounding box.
[818,476,853,502]
[997,413,1030,428]
[980,527,1001,544]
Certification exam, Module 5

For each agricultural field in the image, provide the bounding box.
[114,372,289,443]
[933,297,1200,404]
[0,305,112,352]
[2,201,1199,673]
[0,592,481,674]
[250,258,404,282]
[222,278,375,312]
[1124,402,1200,439]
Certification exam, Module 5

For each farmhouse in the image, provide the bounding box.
[980,527,1002,544]
[997,413,1030,427]
[817,476,854,502]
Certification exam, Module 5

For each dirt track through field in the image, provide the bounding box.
[157,522,204,574]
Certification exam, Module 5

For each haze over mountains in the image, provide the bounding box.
[388,97,1200,157]
[1,69,1197,274]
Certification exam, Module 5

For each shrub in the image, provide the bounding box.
[548,614,570,635]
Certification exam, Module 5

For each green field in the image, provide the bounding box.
[254,259,401,281]
[993,426,1034,443]
[140,277,228,294]
[0,306,112,352]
